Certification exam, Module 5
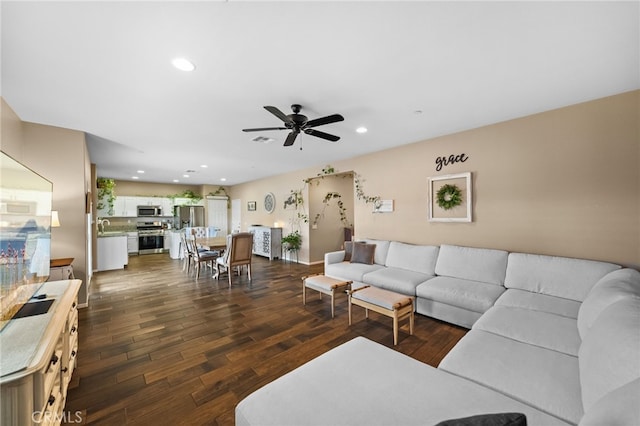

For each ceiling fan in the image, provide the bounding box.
[242,104,344,147]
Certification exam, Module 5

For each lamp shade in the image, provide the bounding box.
[51,211,61,227]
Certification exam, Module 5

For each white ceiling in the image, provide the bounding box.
[2,1,638,186]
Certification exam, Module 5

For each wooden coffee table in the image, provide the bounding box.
[302,274,352,318]
[348,286,414,345]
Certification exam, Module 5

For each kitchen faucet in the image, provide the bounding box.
[98,218,111,233]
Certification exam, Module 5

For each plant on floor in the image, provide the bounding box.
[96,178,116,215]
[281,231,302,252]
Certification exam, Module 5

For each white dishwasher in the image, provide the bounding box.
[127,232,139,254]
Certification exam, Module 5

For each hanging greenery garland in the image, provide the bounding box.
[436,184,463,210]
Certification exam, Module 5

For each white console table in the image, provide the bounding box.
[0,279,81,426]
[249,226,282,260]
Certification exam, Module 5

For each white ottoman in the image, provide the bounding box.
[349,285,414,345]
[302,274,352,318]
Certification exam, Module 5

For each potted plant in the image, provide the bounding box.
[281,231,302,252]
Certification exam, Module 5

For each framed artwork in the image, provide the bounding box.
[428,172,472,222]
[247,201,256,211]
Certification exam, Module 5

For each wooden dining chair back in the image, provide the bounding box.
[215,232,254,287]
[189,234,218,280]
[180,231,194,273]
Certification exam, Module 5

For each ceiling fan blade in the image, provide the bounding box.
[264,106,293,124]
[305,114,344,128]
[304,128,340,142]
[242,127,288,132]
[284,130,299,146]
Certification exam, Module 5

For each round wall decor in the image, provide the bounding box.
[264,192,276,213]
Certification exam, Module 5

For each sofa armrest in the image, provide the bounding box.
[325,250,346,267]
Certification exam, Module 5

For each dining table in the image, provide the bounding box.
[196,236,228,251]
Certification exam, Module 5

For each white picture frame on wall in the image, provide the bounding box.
[428,172,472,222]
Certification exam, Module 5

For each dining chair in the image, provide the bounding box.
[215,232,254,287]
[189,235,219,280]
[179,231,194,273]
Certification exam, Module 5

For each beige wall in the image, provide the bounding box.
[231,91,639,267]
[1,98,92,304]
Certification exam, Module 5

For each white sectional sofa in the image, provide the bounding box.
[236,241,640,426]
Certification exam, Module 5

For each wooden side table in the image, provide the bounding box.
[49,258,75,281]
[302,274,352,318]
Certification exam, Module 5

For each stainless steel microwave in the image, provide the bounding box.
[137,205,162,217]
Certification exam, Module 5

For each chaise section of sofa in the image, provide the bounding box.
[235,337,571,426]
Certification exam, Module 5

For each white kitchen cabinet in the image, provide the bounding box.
[127,232,138,254]
[0,279,81,426]
[97,235,128,271]
[108,196,137,217]
[163,231,171,252]
[249,226,282,260]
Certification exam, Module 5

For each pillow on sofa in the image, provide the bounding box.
[351,242,376,265]
[344,241,353,261]
[435,412,527,426]
[577,268,640,338]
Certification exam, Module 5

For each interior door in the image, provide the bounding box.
[207,197,228,235]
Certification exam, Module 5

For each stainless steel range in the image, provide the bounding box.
[137,221,164,254]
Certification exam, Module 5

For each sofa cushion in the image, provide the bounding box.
[578,297,640,412]
[473,306,581,356]
[325,261,385,284]
[578,378,640,426]
[435,245,509,286]
[495,289,581,319]
[416,276,505,314]
[363,267,433,296]
[577,268,640,339]
[439,330,583,424]
[504,253,620,301]
[384,241,439,275]
[360,238,391,265]
[351,242,376,265]
[236,337,571,426]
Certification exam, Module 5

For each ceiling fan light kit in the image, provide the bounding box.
[243,104,344,147]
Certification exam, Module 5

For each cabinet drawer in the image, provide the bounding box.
[33,342,63,412]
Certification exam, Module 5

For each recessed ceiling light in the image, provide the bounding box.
[132,176,139,180]
[137,170,144,174]
[183,174,190,178]
[172,57,195,72]
[220,178,227,182]
[356,127,368,134]
[200,165,208,168]
[173,179,180,183]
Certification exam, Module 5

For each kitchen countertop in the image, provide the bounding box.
[97,231,128,237]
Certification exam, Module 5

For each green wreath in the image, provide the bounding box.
[436,184,463,210]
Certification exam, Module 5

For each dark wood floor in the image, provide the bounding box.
[65,253,467,425]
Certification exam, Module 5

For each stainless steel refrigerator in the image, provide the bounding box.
[174,205,205,229]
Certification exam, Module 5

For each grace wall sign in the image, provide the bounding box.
[435,153,469,171]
